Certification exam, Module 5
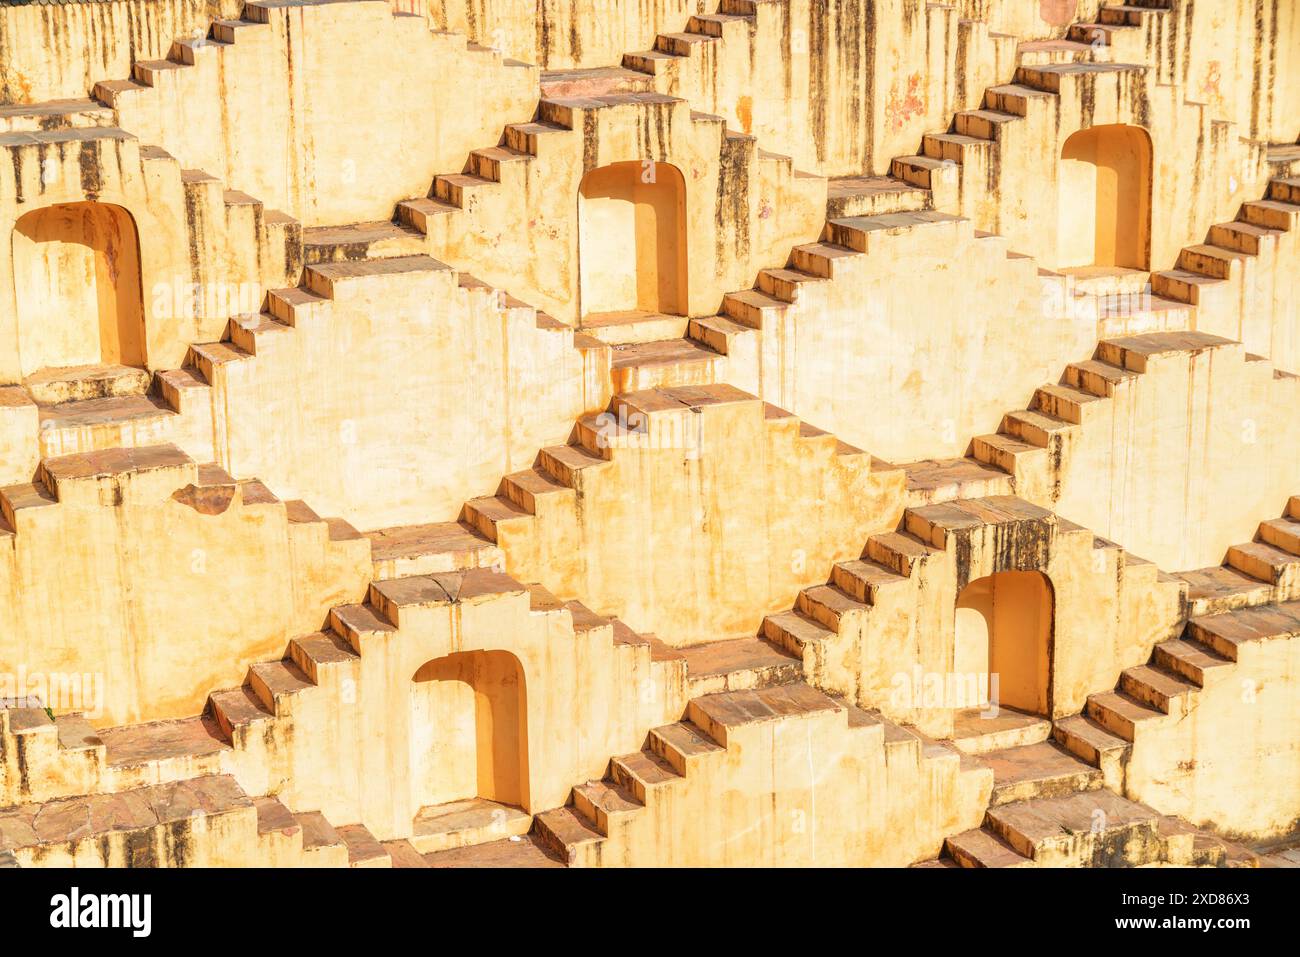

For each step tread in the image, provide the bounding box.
[0,775,251,849]
[678,636,801,678]
[424,834,565,867]
[99,715,228,767]
[690,682,840,729]
[366,521,496,563]
[987,789,1160,846]
[946,827,1033,867]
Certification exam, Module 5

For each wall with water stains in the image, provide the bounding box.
[95,1,537,227]
[0,0,241,105]
[0,126,291,382]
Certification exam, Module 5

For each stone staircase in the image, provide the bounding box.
[0,522,679,856]
[1151,174,1300,328]
[459,383,878,552]
[761,492,1181,741]
[422,656,979,867]
[1174,496,1300,617]
[932,739,1253,867]
[967,330,1245,505]
[1054,594,1300,796]
[90,0,533,227]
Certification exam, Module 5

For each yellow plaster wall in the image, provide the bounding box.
[0,458,369,727]
[483,386,906,646]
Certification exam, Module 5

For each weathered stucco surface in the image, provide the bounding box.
[0,0,1296,867]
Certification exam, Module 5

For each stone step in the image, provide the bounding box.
[899,456,1013,505]
[826,210,967,252]
[0,775,253,866]
[865,531,942,577]
[677,636,802,695]
[608,338,722,392]
[1258,517,1300,554]
[1151,638,1234,687]
[96,715,228,771]
[826,174,931,218]
[1034,382,1102,424]
[1241,198,1300,231]
[609,749,684,803]
[304,255,454,300]
[1051,713,1131,775]
[1065,358,1136,397]
[954,108,1018,140]
[292,810,348,866]
[1177,243,1249,281]
[829,559,908,604]
[1227,541,1299,586]
[301,220,426,265]
[424,833,565,867]
[1099,3,1171,27]
[247,659,314,715]
[409,797,532,854]
[1150,268,1225,305]
[985,741,1104,806]
[1014,61,1147,95]
[686,683,842,747]
[572,779,643,833]
[365,521,503,579]
[1175,565,1274,617]
[1085,690,1164,741]
[1119,664,1199,716]
[580,311,689,345]
[499,465,572,512]
[23,364,151,405]
[533,806,605,864]
[539,66,657,98]
[944,827,1033,868]
[207,686,274,741]
[461,494,532,542]
[36,395,176,457]
[760,609,835,656]
[1209,220,1283,256]
[396,197,459,232]
[0,97,115,133]
[1267,177,1300,204]
[382,839,432,868]
[289,630,360,683]
[795,582,868,630]
[1187,600,1300,661]
[984,789,1163,866]
[38,444,195,507]
[537,442,609,485]
[336,823,391,867]
[950,706,1053,755]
